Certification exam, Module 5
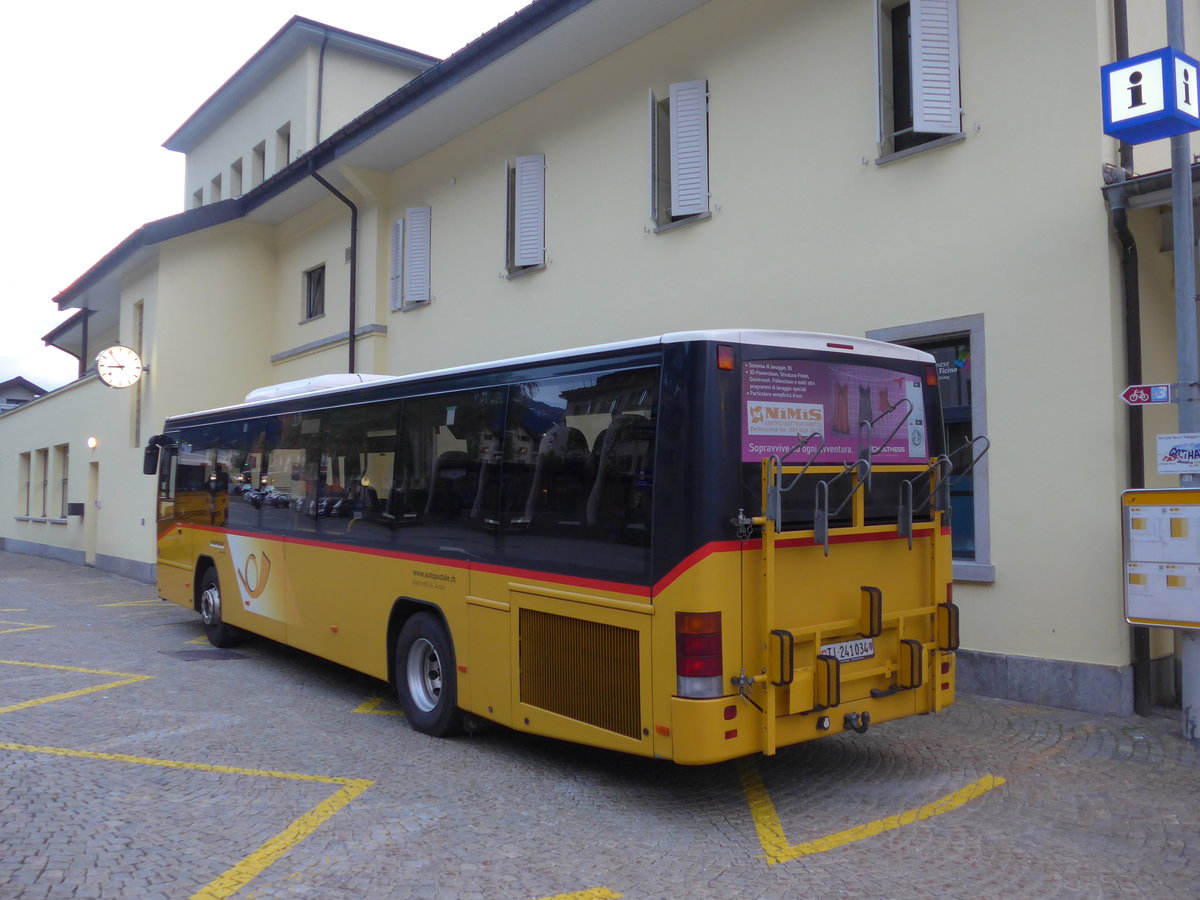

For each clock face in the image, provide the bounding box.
[95,345,144,388]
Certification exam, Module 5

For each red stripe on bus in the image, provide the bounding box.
[171,523,949,600]
[177,524,649,598]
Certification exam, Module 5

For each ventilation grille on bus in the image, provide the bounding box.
[519,608,641,740]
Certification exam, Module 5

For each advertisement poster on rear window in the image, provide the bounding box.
[742,359,928,464]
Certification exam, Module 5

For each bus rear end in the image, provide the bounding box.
[655,333,959,764]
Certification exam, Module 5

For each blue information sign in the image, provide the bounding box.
[1102,47,1200,144]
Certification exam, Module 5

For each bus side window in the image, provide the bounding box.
[507,367,657,548]
[320,401,401,543]
[403,389,504,527]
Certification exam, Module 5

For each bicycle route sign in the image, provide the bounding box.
[1121,384,1174,406]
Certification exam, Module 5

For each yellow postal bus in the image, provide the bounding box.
[144,330,961,764]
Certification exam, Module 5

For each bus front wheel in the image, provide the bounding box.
[395,612,463,736]
[199,567,241,649]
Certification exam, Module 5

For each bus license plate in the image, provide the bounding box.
[820,637,875,662]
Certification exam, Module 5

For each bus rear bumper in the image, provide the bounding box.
[667,666,955,765]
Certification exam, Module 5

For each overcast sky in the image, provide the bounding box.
[1,0,528,392]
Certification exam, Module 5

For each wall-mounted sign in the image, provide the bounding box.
[1101,47,1200,144]
[1123,489,1200,629]
[1157,433,1200,474]
[1121,383,1173,406]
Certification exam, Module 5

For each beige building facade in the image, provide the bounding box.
[3,0,1198,716]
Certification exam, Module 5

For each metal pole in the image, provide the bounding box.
[1168,0,1200,742]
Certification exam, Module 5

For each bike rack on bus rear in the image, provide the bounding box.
[897,434,990,549]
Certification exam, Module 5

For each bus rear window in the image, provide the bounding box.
[741,359,929,465]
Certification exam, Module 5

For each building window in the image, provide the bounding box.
[54,444,69,519]
[192,188,204,209]
[133,300,145,448]
[276,123,292,172]
[649,79,710,229]
[877,0,962,157]
[230,158,243,197]
[18,451,31,517]
[210,174,222,203]
[867,314,992,582]
[506,154,545,275]
[36,448,49,517]
[303,265,326,321]
[391,207,432,311]
[252,141,266,187]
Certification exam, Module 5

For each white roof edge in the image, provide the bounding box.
[170,330,931,423]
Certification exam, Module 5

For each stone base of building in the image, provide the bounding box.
[1,538,155,585]
[958,649,1141,717]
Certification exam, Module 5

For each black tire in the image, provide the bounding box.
[198,567,241,649]
[395,612,463,736]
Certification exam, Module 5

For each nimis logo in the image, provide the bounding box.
[236,552,272,605]
[747,402,824,436]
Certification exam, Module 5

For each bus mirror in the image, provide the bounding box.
[143,442,160,476]
[143,435,174,476]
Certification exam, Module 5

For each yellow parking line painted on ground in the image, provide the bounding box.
[186,635,209,645]
[0,620,52,635]
[351,697,403,716]
[0,608,29,612]
[101,600,164,607]
[0,659,152,716]
[738,761,1006,865]
[0,741,374,900]
[537,889,623,900]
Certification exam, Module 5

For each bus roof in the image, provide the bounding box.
[166,329,934,424]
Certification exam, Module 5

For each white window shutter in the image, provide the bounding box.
[513,154,545,267]
[910,0,961,135]
[648,89,659,222]
[669,80,709,217]
[389,219,404,311]
[404,206,431,303]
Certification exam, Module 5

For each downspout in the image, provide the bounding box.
[1112,0,1153,717]
[79,308,90,380]
[315,31,329,143]
[311,169,358,374]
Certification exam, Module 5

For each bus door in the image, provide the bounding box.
[152,438,192,603]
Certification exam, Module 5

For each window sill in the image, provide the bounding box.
[299,313,326,325]
[397,299,431,313]
[875,132,965,167]
[953,561,995,583]
[651,211,711,234]
[504,263,545,280]
[48,518,69,525]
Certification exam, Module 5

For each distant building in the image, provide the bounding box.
[0,377,46,413]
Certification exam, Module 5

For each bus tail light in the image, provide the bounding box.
[926,364,939,387]
[717,345,735,370]
[677,612,723,698]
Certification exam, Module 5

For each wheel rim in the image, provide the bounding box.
[200,584,221,626]
[405,637,442,713]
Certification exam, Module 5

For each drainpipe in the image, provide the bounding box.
[1112,0,1153,717]
[310,170,358,374]
[79,308,90,380]
[316,31,329,143]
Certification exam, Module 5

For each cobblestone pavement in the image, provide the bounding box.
[1,550,1198,900]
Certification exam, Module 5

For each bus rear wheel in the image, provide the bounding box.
[199,567,241,649]
[395,612,463,736]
